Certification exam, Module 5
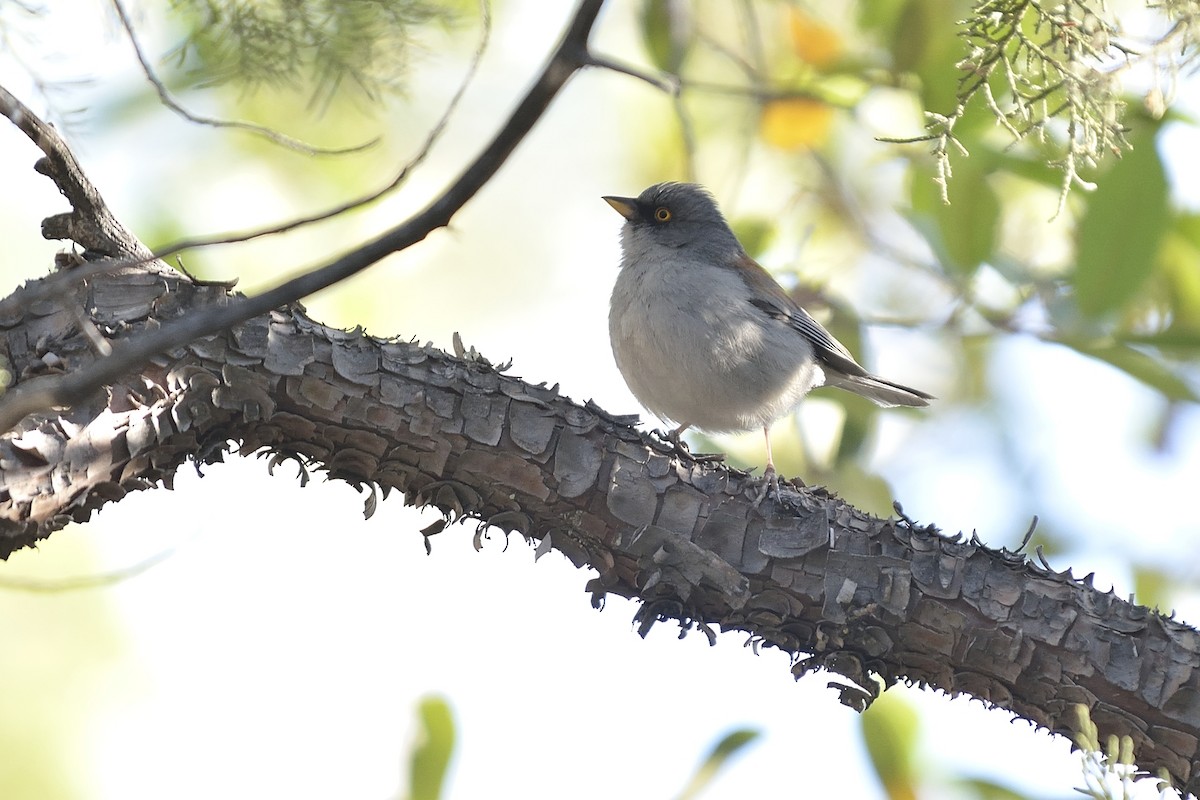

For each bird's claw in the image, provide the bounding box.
[753,467,806,505]
[754,466,782,506]
[657,429,725,463]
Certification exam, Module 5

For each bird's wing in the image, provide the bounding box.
[735,253,934,406]
[733,253,871,378]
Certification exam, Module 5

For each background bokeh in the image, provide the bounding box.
[1,1,1197,798]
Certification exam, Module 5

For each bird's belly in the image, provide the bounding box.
[609,290,823,432]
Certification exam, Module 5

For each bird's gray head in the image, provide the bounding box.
[603,182,744,262]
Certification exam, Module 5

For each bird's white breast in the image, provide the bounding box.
[608,250,824,433]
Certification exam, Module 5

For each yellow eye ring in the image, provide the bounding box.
[654,207,671,222]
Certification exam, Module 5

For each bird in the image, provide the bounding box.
[603,181,932,490]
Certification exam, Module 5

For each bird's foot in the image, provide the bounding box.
[754,466,782,506]
[662,425,688,446]
[657,429,725,463]
[753,467,805,505]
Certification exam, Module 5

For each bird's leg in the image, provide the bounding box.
[757,425,782,503]
[666,423,691,445]
[664,423,725,463]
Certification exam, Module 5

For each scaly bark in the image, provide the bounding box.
[0,263,1197,792]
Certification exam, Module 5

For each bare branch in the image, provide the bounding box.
[0,84,155,261]
[582,53,675,91]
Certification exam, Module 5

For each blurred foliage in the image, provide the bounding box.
[629,0,1200,491]
[907,0,1135,209]
[396,707,759,800]
[1073,121,1168,318]
[760,97,835,149]
[861,691,920,800]
[407,695,456,800]
[730,217,776,259]
[674,727,761,800]
[640,0,691,74]
[166,0,456,106]
[1133,565,1173,616]
[0,536,130,800]
[125,0,1200,436]
[860,691,1080,799]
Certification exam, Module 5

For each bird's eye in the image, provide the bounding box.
[654,207,672,222]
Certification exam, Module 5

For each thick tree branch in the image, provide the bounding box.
[1,261,1198,792]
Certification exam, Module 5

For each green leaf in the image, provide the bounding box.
[835,395,874,463]
[640,0,690,73]
[730,217,776,260]
[409,695,456,800]
[891,0,959,95]
[1158,213,1200,333]
[1175,210,1200,246]
[831,464,901,518]
[675,728,761,800]
[957,334,992,403]
[1073,127,1169,317]
[910,151,999,274]
[1119,330,1200,351]
[857,0,909,41]
[995,150,1067,190]
[1133,565,1172,612]
[946,776,1028,799]
[1057,337,1198,402]
[860,692,920,800]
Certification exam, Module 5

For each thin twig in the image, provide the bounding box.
[672,91,698,182]
[145,0,495,257]
[110,0,378,156]
[0,546,180,592]
[582,53,674,92]
[11,0,495,305]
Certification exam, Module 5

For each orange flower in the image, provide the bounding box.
[789,9,843,68]
[760,97,834,149]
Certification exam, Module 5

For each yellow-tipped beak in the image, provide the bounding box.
[602,195,639,221]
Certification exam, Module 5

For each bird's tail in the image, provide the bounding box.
[825,372,934,408]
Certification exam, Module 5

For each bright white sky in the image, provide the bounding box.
[1,2,1197,799]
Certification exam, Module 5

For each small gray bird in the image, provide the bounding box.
[604,182,932,483]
